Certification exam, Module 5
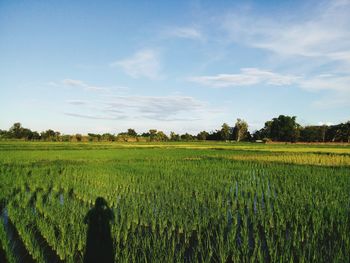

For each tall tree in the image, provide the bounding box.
[220,123,231,141]
[149,129,157,141]
[234,118,248,142]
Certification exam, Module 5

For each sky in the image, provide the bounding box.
[1,0,350,135]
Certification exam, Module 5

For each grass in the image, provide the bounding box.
[0,141,349,262]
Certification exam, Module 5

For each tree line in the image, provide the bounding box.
[1,115,349,143]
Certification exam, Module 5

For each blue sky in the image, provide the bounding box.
[1,0,349,134]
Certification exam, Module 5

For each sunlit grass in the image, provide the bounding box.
[0,141,349,262]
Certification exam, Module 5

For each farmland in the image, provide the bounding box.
[0,141,349,262]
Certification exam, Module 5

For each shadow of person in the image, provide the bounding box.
[84,197,115,263]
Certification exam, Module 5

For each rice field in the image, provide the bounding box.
[0,141,349,262]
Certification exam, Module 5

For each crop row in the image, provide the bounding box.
[1,147,350,262]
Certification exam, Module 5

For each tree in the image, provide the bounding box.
[41,129,57,141]
[149,129,157,141]
[207,130,221,140]
[180,133,195,141]
[300,126,327,142]
[269,115,300,142]
[32,131,41,140]
[156,131,168,141]
[170,132,180,141]
[233,118,248,142]
[61,135,71,142]
[252,121,272,141]
[147,129,168,141]
[75,134,83,142]
[88,133,102,142]
[26,130,40,140]
[325,122,350,142]
[141,132,150,137]
[197,131,209,140]
[0,129,8,139]
[127,129,137,137]
[220,123,231,141]
[9,122,24,139]
[101,133,115,142]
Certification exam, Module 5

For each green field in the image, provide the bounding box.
[0,141,350,262]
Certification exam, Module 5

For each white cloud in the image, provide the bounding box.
[297,74,350,107]
[222,1,350,65]
[165,26,203,40]
[299,74,350,92]
[189,68,350,107]
[189,68,298,87]
[111,49,161,79]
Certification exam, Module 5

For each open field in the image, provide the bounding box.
[0,141,350,262]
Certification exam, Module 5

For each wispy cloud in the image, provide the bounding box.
[165,26,203,40]
[189,67,350,107]
[222,1,350,65]
[298,73,350,108]
[207,1,350,107]
[65,95,208,122]
[299,74,350,92]
[48,79,128,92]
[189,68,298,88]
[62,79,85,87]
[111,49,162,79]
[66,100,88,105]
[62,79,110,92]
[64,112,127,120]
[105,96,204,120]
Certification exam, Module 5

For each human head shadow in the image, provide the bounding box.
[83,197,115,263]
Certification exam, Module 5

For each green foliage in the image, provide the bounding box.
[147,129,168,142]
[1,118,349,143]
[254,115,300,142]
[127,129,137,137]
[41,129,61,141]
[170,132,180,141]
[300,126,327,142]
[325,122,350,142]
[220,123,231,141]
[270,115,299,142]
[197,131,209,141]
[87,133,102,142]
[180,133,195,141]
